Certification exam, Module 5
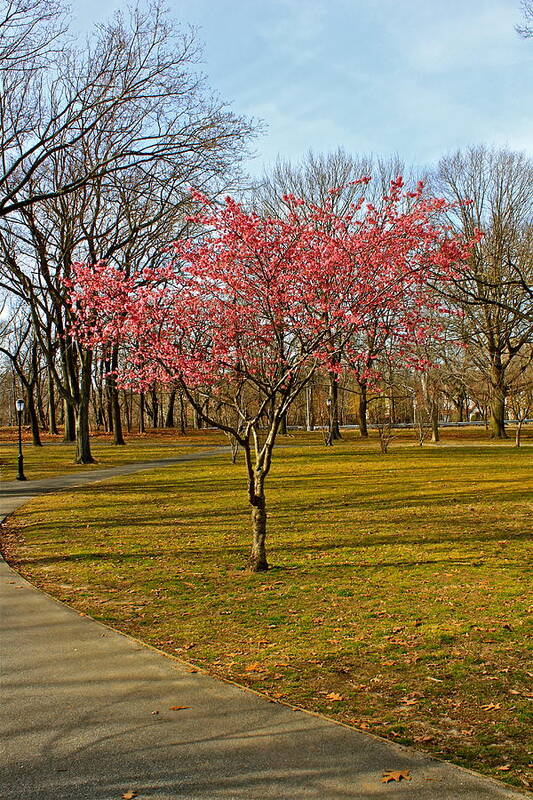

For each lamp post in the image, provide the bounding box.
[15,398,26,481]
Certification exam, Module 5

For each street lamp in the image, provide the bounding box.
[15,398,26,481]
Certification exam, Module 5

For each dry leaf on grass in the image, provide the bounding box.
[169,706,191,711]
[481,702,501,711]
[381,770,412,783]
[121,791,137,799]
[325,692,344,701]
[496,764,511,771]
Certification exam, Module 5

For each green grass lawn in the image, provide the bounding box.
[0,429,226,481]
[2,434,532,791]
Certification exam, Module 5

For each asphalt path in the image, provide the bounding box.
[0,452,528,799]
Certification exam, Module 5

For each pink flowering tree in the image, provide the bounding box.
[68,180,473,571]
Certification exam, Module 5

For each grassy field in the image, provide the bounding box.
[0,428,226,481]
[1,423,529,482]
[2,432,532,791]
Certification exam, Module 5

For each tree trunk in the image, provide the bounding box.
[165,390,176,428]
[279,412,288,435]
[489,360,507,439]
[48,370,59,434]
[451,395,464,423]
[26,387,42,447]
[139,392,145,433]
[194,404,203,428]
[489,393,507,439]
[63,399,76,442]
[35,380,47,431]
[328,372,342,440]
[106,397,113,432]
[431,411,440,443]
[149,388,159,429]
[110,349,125,445]
[305,384,314,431]
[249,473,268,572]
[111,387,125,444]
[515,420,523,447]
[75,403,94,464]
[179,392,186,435]
[357,381,369,437]
[75,354,94,464]
[124,391,132,433]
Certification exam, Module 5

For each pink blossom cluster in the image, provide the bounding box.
[67,179,477,393]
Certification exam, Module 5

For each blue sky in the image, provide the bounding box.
[73,0,532,176]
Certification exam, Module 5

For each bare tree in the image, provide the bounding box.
[431,146,533,439]
[0,1,255,218]
[0,3,256,461]
[516,0,533,37]
[509,379,532,446]
[0,303,44,445]
[0,0,66,70]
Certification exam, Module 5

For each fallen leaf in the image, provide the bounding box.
[481,703,501,711]
[496,764,511,771]
[169,706,191,711]
[381,770,412,783]
[244,662,262,672]
[414,734,434,743]
[325,692,344,701]
[121,792,137,799]
[401,698,418,706]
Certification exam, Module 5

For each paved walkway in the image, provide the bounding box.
[0,454,528,799]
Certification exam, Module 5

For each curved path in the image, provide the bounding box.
[0,452,528,800]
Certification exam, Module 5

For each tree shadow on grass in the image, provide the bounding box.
[14,548,526,572]
[14,546,244,567]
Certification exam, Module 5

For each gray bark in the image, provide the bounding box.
[305,384,314,431]
[74,354,94,464]
[249,471,268,572]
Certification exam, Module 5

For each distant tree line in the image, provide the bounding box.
[0,1,531,463]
